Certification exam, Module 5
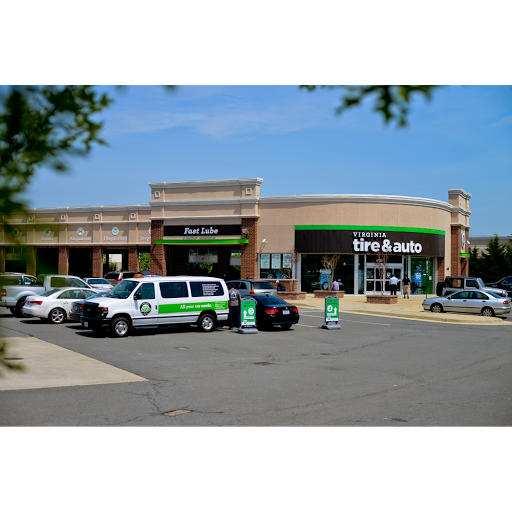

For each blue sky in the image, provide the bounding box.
[22,85,512,236]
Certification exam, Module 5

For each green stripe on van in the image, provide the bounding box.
[158,301,228,314]
[294,225,445,235]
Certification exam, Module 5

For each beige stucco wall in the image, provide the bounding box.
[258,199,453,275]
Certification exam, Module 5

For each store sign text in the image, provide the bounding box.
[352,232,423,254]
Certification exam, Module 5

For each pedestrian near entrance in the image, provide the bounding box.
[228,283,241,329]
[403,273,411,299]
[332,279,339,291]
[389,274,399,295]
[276,280,286,291]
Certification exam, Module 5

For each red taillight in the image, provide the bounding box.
[504,300,509,305]
[115,279,121,282]
[250,289,255,294]
[265,308,279,315]
[292,307,298,314]
[1,289,5,297]
[30,301,43,305]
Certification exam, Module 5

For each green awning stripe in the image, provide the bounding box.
[155,239,249,245]
[295,225,445,235]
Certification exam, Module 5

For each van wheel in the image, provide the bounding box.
[48,308,66,324]
[198,313,216,332]
[111,316,130,337]
[481,307,494,317]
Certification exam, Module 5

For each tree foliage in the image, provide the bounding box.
[300,85,440,127]
[469,235,512,282]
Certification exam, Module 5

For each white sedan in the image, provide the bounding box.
[22,287,100,324]
[84,278,114,290]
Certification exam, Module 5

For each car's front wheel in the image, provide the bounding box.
[430,303,444,313]
[481,307,495,317]
[48,308,66,324]
[110,316,131,337]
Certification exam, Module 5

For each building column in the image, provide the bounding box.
[437,257,445,283]
[450,226,462,276]
[26,246,36,276]
[58,246,69,275]
[240,218,258,280]
[0,247,4,272]
[92,247,103,277]
[128,246,138,271]
[150,220,166,276]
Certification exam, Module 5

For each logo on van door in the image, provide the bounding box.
[140,302,152,315]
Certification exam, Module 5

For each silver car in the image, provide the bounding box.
[84,278,114,290]
[423,290,511,317]
[226,279,277,296]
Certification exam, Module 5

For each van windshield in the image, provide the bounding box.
[107,280,139,299]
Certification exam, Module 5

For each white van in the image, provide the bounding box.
[81,276,229,337]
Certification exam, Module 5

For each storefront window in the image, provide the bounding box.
[300,254,355,294]
[259,253,293,279]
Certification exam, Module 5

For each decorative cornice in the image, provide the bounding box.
[149,215,259,220]
[148,178,264,189]
[448,188,472,199]
[149,198,259,206]
[451,206,471,216]
[259,194,454,212]
[25,205,151,213]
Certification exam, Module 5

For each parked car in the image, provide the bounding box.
[69,290,110,322]
[1,274,91,317]
[104,271,141,285]
[436,276,508,298]
[423,290,511,317]
[249,294,300,329]
[84,278,114,290]
[226,279,277,296]
[485,276,512,294]
[22,287,100,324]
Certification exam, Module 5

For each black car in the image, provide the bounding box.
[250,294,300,329]
[485,276,512,294]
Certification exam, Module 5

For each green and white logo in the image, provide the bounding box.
[12,229,19,237]
[44,228,51,236]
[148,227,151,235]
[112,227,119,236]
[461,231,466,250]
[77,227,84,236]
[140,302,152,316]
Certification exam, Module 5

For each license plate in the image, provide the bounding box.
[283,310,290,315]
[84,321,88,327]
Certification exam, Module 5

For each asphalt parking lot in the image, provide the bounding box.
[1,309,511,426]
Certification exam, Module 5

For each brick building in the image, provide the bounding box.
[0,179,471,295]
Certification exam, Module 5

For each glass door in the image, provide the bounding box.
[410,257,434,294]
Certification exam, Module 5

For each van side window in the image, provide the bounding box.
[159,282,188,298]
[138,283,155,300]
[190,281,223,297]
[466,279,478,288]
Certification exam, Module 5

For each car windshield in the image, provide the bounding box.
[487,291,502,299]
[91,291,109,299]
[107,280,139,299]
[256,295,288,305]
[40,288,59,297]
[104,272,119,279]
[253,282,275,290]
[89,279,109,284]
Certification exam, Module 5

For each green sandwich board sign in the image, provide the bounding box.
[322,296,341,330]
[241,298,257,328]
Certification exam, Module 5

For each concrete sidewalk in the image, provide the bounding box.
[288,294,511,325]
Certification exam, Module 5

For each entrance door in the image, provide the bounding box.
[364,255,403,295]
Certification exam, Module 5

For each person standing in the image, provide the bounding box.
[389,274,399,296]
[228,283,241,329]
[402,273,411,299]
